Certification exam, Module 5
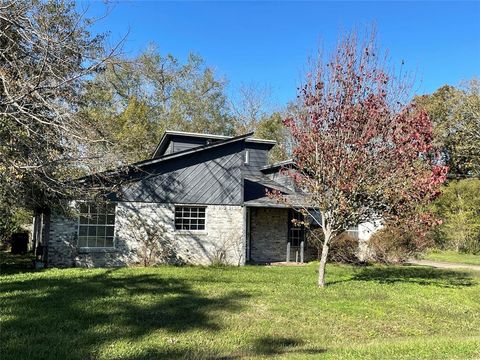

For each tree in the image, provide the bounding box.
[255,112,290,163]
[231,83,273,133]
[279,31,447,287]
[80,48,235,164]
[416,79,480,176]
[432,179,480,253]
[231,84,290,163]
[0,1,115,210]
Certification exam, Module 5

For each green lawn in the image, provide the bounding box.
[423,250,480,266]
[1,260,479,360]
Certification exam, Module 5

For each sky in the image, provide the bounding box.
[80,1,480,109]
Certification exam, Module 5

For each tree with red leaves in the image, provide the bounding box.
[281,31,448,287]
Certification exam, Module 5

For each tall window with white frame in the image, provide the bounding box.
[78,203,116,248]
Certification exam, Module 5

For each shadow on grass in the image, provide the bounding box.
[251,336,327,356]
[118,336,326,359]
[0,269,251,360]
[332,265,477,288]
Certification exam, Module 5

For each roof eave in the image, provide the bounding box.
[260,159,295,173]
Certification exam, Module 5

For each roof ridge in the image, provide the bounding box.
[78,132,255,183]
[128,132,254,168]
[151,130,276,158]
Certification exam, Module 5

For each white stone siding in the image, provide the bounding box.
[47,202,245,267]
[357,221,382,261]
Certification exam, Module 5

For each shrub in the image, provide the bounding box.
[329,232,362,264]
[369,222,433,264]
[0,206,32,248]
[307,228,361,264]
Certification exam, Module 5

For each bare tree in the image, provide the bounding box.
[0,1,121,210]
[231,82,273,133]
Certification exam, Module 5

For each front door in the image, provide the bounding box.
[287,209,305,262]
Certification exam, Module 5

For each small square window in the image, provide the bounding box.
[79,226,88,237]
[97,226,106,237]
[174,206,206,231]
[105,237,114,247]
[106,215,115,225]
[106,226,115,237]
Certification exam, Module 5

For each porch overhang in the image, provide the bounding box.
[243,195,313,209]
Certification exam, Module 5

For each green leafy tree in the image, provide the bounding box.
[81,48,235,163]
[255,112,289,163]
[432,179,480,253]
[416,79,480,176]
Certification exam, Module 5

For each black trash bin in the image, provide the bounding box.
[11,232,29,254]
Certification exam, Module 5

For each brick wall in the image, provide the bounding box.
[249,207,317,263]
[47,202,245,267]
[249,208,288,263]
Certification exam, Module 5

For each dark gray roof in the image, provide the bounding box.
[132,132,253,168]
[261,159,295,174]
[244,194,311,208]
[243,174,293,194]
[152,130,276,158]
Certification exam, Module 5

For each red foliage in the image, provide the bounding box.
[282,31,447,238]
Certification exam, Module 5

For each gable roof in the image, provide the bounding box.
[133,132,254,168]
[152,130,276,158]
[78,132,255,185]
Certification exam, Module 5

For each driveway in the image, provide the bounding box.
[408,259,480,272]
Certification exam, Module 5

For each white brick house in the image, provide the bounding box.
[33,131,376,267]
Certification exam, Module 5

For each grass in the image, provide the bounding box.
[0,255,479,359]
[423,250,480,266]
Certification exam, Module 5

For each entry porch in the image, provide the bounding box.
[245,206,316,264]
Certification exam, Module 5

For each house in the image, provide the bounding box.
[32,130,374,268]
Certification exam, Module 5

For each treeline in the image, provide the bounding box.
[374,81,480,257]
[417,81,480,254]
[79,47,290,165]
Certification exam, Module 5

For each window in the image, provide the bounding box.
[345,226,359,240]
[175,206,206,231]
[78,203,116,248]
[288,210,305,247]
[244,150,250,165]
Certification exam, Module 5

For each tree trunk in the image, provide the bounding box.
[318,236,331,287]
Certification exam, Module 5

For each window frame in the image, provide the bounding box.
[174,205,207,232]
[288,209,305,247]
[77,202,117,249]
[345,225,360,240]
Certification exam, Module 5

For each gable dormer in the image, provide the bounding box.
[151,130,276,168]
[152,131,230,158]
